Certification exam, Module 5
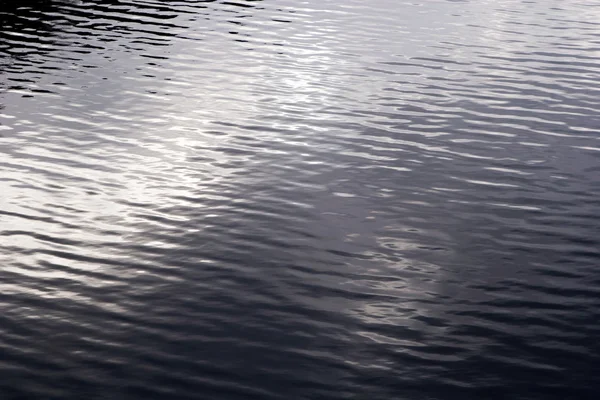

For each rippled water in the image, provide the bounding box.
[1,0,599,398]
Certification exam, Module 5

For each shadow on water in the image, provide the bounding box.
[0,0,62,95]
[0,0,269,98]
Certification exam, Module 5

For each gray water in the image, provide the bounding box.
[1,0,599,399]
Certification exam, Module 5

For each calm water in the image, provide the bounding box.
[1,0,599,398]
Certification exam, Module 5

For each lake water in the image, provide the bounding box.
[1,0,599,399]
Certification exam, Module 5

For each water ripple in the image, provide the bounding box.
[1,0,600,399]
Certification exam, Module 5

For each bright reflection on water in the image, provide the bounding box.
[1,0,600,399]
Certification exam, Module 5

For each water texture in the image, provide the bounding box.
[1,0,599,399]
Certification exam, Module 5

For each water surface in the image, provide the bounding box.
[1,0,599,399]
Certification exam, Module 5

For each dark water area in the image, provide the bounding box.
[1,0,599,398]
